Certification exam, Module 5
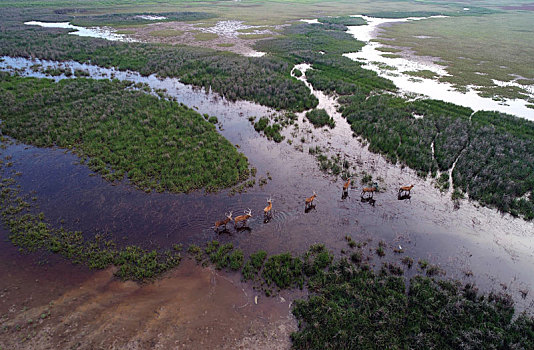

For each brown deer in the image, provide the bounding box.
[234,209,252,228]
[361,186,376,198]
[305,191,317,209]
[264,196,273,220]
[214,211,232,232]
[343,179,351,192]
[398,184,414,196]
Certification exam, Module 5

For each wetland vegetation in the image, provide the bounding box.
[0,9,318,112]
[70,11,217,27]
[340,95,534,219]
[0,0,533,347]
[188,238,534,349]
[0,73,249,193]
[1,5,532,218]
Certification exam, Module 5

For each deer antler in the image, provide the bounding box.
[227,211,233,218]
[246,208,252,216]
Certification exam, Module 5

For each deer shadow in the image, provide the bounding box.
[341,190,349,200]
[235,226,252,233]
[360,197,376,207]
[216,227,233,235]
[304,204,317,213]
[397,193,411,201]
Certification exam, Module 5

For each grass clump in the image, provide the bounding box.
[242,250,267,281]
[262,253,304,290]
[305,109,335,128]
[254,117,284,142]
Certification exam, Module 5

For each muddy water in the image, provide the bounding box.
[1,57,534,311]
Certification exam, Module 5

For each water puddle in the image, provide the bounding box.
[1,56,534,310]
[343,15,534,120]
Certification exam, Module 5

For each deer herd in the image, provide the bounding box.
[213,180,414,232]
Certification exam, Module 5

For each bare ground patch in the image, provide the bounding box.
[123,20,284,57]
[0,258,296,349]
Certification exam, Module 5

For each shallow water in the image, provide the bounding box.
[1,56,534,311]
[343,15,534,120]
[24,21,138,42]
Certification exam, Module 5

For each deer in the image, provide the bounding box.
[343,179,351,192]
[214,211,232,232]
[361,186,376,198]
[234,208,252,228]
[305,191,317,209]
[398,184,414,196]
[264,196,273,220]
[342,178,351,198]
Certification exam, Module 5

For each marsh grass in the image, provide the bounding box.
[342,95,534,219]
[237,33,272,40]
[0,74,249,193]
[188,236,534,348]
[70,11,216,27]
[305,109,335,128]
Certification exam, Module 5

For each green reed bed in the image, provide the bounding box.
[0,74,249,193]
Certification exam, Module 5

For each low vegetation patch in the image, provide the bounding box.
[305,109,335,128]
[341,95,534,219]
[149,29,184,37]
[70,11,216,27]
[237,33,272,40]
[188,237,534,348]
[253,117,284,142]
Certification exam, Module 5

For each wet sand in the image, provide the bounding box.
[0,254,296,349]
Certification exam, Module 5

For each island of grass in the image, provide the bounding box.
[305,109,335,128]
[318,16,367,28]
[0,73,249,193]
[253,117,284,142]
